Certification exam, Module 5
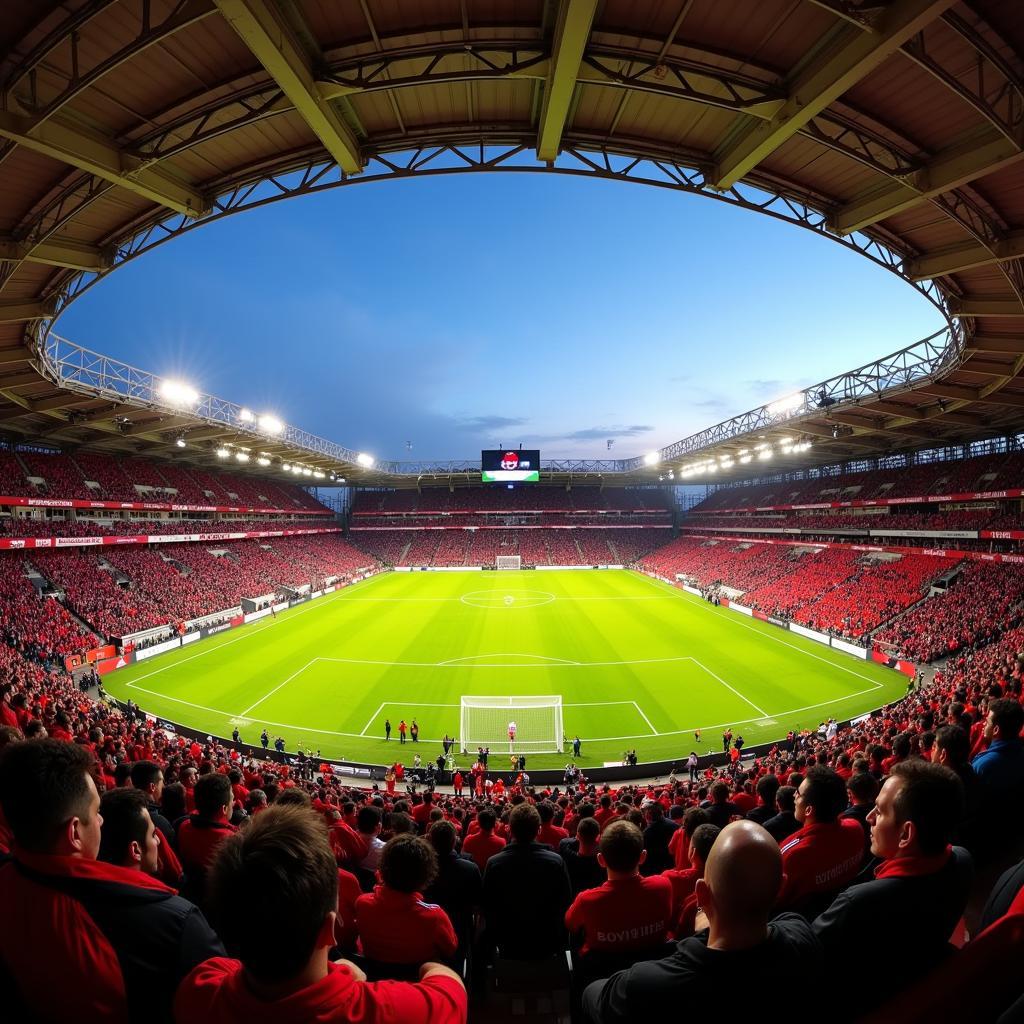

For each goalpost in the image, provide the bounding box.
[460,695,563,754]
[496,555,521,570]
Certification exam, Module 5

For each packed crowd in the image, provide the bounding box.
[0,516,334,539]
[693,450,1024,512]
[639,539,954,642]
[0,446,327,511]
[353,486,672,514]
[353,528,669,568]
[1,602,1024,1021]
[687,508,1006,532]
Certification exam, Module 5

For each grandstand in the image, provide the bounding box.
[2,2,1024,1023]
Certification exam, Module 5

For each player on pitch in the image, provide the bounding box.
[508,720,517,750]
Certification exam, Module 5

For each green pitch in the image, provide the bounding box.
[103,569,907,770]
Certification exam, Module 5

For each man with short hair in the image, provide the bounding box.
[971,698,1024,827]
[566,820,673,958]
[813,761,972,1018]
[174,806,466,1024]
[98,787,161,875]
[662,823,719,936]
[560,816,605,896]
[177,771,237,905]
[746,775,779,826]
[462,809,505,872]
[357,805,386,872]
[537,800,569,849]
[776,766,864,913]
[482,802,572,959]
[0,739,223,1023]
[641,801,678,876]
[582,821,820,1021]
[129,758,182,884]
[762,785,799,843]
[355,834,458,965]
[840,770,878,852]
[423,820,481,954]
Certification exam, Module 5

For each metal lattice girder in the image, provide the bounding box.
[0,112,207,218]
[905,230,1024,280]
[709,0,955,190]
[833,127,1024,235]
[213,0,363,174]
[537,0,599,162]
[0,235,108,272]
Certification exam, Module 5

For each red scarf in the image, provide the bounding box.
[874,845,952,880]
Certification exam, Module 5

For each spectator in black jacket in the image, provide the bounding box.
[704,781,743,830]
[813,760,972,1020]
[932,724,985,854]
[423,820,481,954]
[763,785,800,842]
[98,788,161,874]
[745,774,779,826]
[0,739,223,1024]
[560,817,606,896]
[839,770,878,855]
[640,801,678,876]
[583,820,820,1022]
[482,802,572,959]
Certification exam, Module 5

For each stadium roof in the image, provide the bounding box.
[0,0,1021,488]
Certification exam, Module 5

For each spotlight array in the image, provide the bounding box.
[671,439,813,478]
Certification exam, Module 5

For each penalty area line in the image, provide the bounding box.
[632,701,658,735]
[360,702,386,737]
[686,657,769,718]
[241,660,318,717]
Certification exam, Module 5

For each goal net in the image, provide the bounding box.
[496,555,521,570]
[460,695,563,754]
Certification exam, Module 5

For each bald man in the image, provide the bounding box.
[583,821,821,1023]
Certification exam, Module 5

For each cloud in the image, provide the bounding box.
[562,424,653,441]
[743,378,784,393]
[693,396,729,409]
[453,415,528,433]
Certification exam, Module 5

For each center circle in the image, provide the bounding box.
[460,589,556,609]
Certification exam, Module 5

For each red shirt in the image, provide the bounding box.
[661,866,699,925]
[336,868,362,952]
[462,830,505,872]
[565,874,673,954]
[177,815,237,876]
[537,822,569,849]
[329,822,369,867]
[667,828,690,870]
[173,957,466,1024]
[355,887,457,964]
[777,819,864,908]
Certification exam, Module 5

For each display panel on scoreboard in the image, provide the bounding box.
[481,449,540,483]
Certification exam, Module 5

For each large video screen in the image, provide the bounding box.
[481,449,540,483]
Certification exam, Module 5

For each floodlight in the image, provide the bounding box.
[314,470,325,479]
[337,477,345,484]
[768,393,804,417]
[282,463,291,471]
[235,452,250,463]
[175,437,186,449]
[238,408,254,423]
[739,454,752,464]
[302,467,312,476]
[644,451,660,466]
[759,450,773,460]
[258,414,283,435]
[257,457,270,467]
[216,447,230,458]
[158,379,198,407]
[356,452,375,468]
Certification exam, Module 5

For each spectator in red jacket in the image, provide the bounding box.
[0,739,223,1024]
[462,808,505,871]
[662,823,720,935]
[174,805,466,1024]
[566,820,673,957]
[777,765,865,913]
[538,800,569,849]
[177,771,237,906]
[355,833,458,966]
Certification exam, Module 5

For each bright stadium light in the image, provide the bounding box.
[739,454,752,464]
[314,470,325,479]
[644,451,660,466]
[216,447,230,458]
[759,449,773,460]
[235,452,250,463]
[238,408,255,423]
[258,414,283,435]
[257,457,270,467]
[356,452,375,468]
[175,436,186,449]
[282,463,291,471]
[158,379,198,407]
[768,393,804,417]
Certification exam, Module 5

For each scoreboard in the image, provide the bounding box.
[481,449,540,483]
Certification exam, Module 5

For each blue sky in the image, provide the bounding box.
[58,173,944,462]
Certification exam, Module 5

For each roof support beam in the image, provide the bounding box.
[832,128,1024,234]
[213,0,362,174]
[0,234,109,271]
[709,0,954,190]
[0,299,56,323]
[0,112,207,217]
[953,300,1024,318]
[917,382,1024,408]
[905,230,1024,280]
[536,0,598,162]
[966,335,1023,354]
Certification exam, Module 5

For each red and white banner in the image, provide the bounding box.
[0,493,331,515]
[695,487,1022,516]
[0,526,341,551]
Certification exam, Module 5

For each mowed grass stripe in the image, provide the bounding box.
[104,570,907,768]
